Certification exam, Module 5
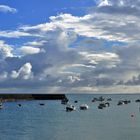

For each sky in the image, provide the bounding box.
[0,0,140,93]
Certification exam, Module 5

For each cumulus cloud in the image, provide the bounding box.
[79,51,120,68]
[18,12,140,42]
[11,63,33,80]
[0,1,140,93]
[2,2,140,42]
[0,14,128,92]
[98,0,112,7]
[0,5,17,13]
[0,40,13,59]
[97,0,140,7]
[125,75,140,85]
[0,72,8,81]
[112,45,140,83]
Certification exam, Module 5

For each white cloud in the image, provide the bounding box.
[0,72,8,81]
[0,31,39,38]
[0,1,140,93]
[96,0,140,7]
[98,0,112,7]
[70,64,96,69]
[0,40,13,59]
[67,75,81,83]
[106,0,140,7]
[79,51,120,66]
[2,4,140,42]
[24,40,47,46]
[19,46,44,55]
[19,12,140,42]
[0,5,17,13]
[0,29,122,91]
[11,63,33,80]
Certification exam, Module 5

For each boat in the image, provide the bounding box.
[0,103,3,109]
[98,105,103,109]
[92,99,96,102]
[98,103,106,109]
[39,103,45,106]
[80,104,89,110]
[18,104,22,107]
[105,102,110,107]
[107,98,112,101]
[93,96,105,102]
[98,102,110,109]
[74,100,78,103]
[98,96,105,102]
[123,100,131,104]
[61,98,69,105]
[66,105,76,111]
[117,101,125,105]
[92,97,97,102]
[117,100,131,105]
[135,99,140,103]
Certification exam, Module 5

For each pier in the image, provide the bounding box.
[0,94,67,101]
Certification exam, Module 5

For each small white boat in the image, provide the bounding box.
[80,104,89,110]
[66,105,76,111]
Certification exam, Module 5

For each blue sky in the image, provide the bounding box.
[0,0,140,93]
[0,0,95,28]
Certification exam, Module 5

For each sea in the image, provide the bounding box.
[1,94,140,140]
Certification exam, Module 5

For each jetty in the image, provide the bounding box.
[0,94,67,101]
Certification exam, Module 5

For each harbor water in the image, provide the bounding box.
[1,94,140,140]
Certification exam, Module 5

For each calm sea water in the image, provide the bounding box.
[1,94,140,140]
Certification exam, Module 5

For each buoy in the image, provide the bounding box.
[39,103,45,106]
[18,104,21,107]
[131,114,134,117]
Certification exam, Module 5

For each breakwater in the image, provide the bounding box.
[0,94,67,101]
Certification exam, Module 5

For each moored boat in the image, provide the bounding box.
[66,105,76,111]
[80,104,89,110]
[61,98,69,105]
[0,102,3,109]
